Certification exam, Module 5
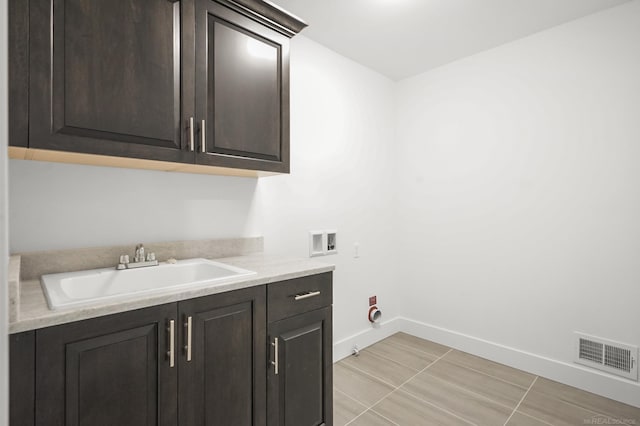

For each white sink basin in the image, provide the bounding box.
[41,258,256,310]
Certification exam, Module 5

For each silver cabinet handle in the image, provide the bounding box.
[271,337,279,375]
[167,319,175,368]
[294,291,321,301]
[184,315,192,362]
[188,117,195,151]
[201,119,206,153]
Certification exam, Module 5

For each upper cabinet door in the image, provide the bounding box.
[28,0,195,163]
[195,0,291,173]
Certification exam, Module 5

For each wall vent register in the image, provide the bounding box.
[575,332,638,381]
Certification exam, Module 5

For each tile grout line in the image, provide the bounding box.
[353,347,424,374]
[529,384,640,424]
[521,378,638,424]
[366,345,440,372]
[343,349,450,426]
[392,349,478,426]
[335,388,368,412]
[344,338,451,389]
[439,351,533,390]
[392,388,477,426]
[430,346,640,424]
[517,410,555,426]
[340,338,640,426]
[396,345,638,424]
[340,360,409,390]
[530,391,636,425]
[436,348,640,425]
[372,342,540,409]
[345,349,477,426]
[369,408,401,426]
[503,376,538,426]
[418,367,524,412]
[385,338,449,360]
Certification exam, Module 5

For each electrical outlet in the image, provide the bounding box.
[369,295,377,306]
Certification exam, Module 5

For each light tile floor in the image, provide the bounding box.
[334,332,640,426]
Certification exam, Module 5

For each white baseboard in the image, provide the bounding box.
[333,316,640,408]
[333,316,403,362]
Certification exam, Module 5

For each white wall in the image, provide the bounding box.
[1,0,10,421]
[396,0,640,395]
[255,36,400,345]
[8,36,400,347]
[9,161,261,252]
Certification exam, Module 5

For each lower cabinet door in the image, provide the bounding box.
[178,286,267,426]
[35,303,178,426]
[267,307,333,426]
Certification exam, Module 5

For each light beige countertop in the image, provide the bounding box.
[9,253,334,334]
[8,255,21,323]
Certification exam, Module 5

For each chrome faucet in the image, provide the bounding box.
[116,244,158,270]
[134,244,145,263]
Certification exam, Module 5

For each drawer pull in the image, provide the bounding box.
[271,337,279,375]
[294,291,321,301]
[167,319,175,368]
[184,315,193,362]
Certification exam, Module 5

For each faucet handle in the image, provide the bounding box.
[116,254,130,270]
[146,252,156,262]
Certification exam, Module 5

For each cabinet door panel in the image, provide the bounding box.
[179,286,266,426]
[35,304,177,426]
[268,307,333,426]
[211,17,280,158]
[196,0,290,172]
[29,0,193,163]
[65,326,157,426]
[62,0,176,143]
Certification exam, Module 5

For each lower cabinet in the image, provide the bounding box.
[267,307,333,426]
[9,274,332,426]
[266,273,333,426]
[178,287,266,426]
[35,303,178,426]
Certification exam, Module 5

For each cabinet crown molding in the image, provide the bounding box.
[222,0,308,37]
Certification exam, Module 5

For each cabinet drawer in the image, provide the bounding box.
[268,273,332,322]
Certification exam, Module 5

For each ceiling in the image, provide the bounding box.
[270,0,630,80]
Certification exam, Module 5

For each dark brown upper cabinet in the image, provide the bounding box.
[195,0,292,173]
[27,0,195,164]
[9,0,306,175]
